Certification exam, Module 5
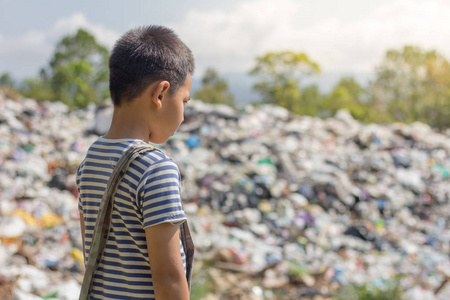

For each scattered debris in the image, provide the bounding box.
[0,91,449,299]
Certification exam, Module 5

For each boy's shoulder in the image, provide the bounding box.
[136,145,178,171]
[79,137,179,174]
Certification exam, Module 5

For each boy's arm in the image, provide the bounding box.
[79,211,85,262]
[145,223,189,300]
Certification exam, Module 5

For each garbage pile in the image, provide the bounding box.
[0,90,449,299]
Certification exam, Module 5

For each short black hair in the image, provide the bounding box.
[109,25,195,106]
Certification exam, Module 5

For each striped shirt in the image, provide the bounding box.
[76,137,187,300]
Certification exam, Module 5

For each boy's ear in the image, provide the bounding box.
[151,80,171,109]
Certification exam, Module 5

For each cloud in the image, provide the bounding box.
[0,13,121,77]
[0,12,120,60]
[171,0,306,75]
[2,1,450,79]
[51,13,120,49]
[171,0,450,74]
[0,30,49,56]
[305,0,450,72]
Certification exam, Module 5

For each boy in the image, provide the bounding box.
[77,25,194,300]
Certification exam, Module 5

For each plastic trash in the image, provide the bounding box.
[0,92,449,298]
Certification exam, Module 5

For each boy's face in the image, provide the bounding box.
[150,74,192,144]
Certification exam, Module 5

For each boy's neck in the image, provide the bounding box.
[103,105,150,143]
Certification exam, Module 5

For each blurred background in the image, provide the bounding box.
[0,0,449,299]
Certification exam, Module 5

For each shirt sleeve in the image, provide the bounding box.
[76,161,84,213]
[140,158,186,228]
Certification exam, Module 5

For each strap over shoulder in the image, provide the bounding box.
[79,142,156,300]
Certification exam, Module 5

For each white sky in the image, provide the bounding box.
[1,0,449,80]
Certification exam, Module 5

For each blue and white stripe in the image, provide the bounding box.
[77,137,186,299]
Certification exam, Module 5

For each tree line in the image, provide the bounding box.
[1,29,449,129]
[249,49,449,129]
[1,29,109,108]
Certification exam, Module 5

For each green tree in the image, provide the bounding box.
[373,45,450,128]
[18,29,109,107]
[0,72,15,87]
[0,72,21,101]
[49,29,109,107]
[42,29,109,108]
[19,76,55,101]
[322,77,367,120]
[301,84,323,116]
[249,51,320,114]
[193,68,235,106]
